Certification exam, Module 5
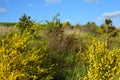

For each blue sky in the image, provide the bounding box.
[0,0,120,27]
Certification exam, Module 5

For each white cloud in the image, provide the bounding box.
[28,3,34,8]
[84,0,98,3]
[103,11,120,18]
[45,0,61,4]
[0,8,7,12]
[97,11,120,20]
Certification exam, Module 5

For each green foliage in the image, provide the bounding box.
[83,22,97,33]
[74,23,82,29]
[0,22,17,27]
[105,18,112,26]
[17,14,34,32]
[62,21,72,29]
[45,13,61,32]
[100,24,117,37]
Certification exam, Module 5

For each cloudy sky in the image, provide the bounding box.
[0,0,120,26]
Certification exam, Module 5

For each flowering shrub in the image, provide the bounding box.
[0,26,53,80]
[85,39,120,80]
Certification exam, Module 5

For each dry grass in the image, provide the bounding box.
[0,26,12,34]
[64,28,80,36]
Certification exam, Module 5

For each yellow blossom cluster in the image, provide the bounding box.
[0,28,53,80]
[85,39,120,80]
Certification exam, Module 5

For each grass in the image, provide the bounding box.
[0,26,13,34]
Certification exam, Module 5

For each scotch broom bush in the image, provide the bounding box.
[85,39,120,80]
[0,25,54,80]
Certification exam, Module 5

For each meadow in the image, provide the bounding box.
[0,14,120,80]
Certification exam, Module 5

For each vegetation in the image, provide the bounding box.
[0,22,17,27]
[0,14,120,80]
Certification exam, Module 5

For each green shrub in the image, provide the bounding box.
[16,14,34,33]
